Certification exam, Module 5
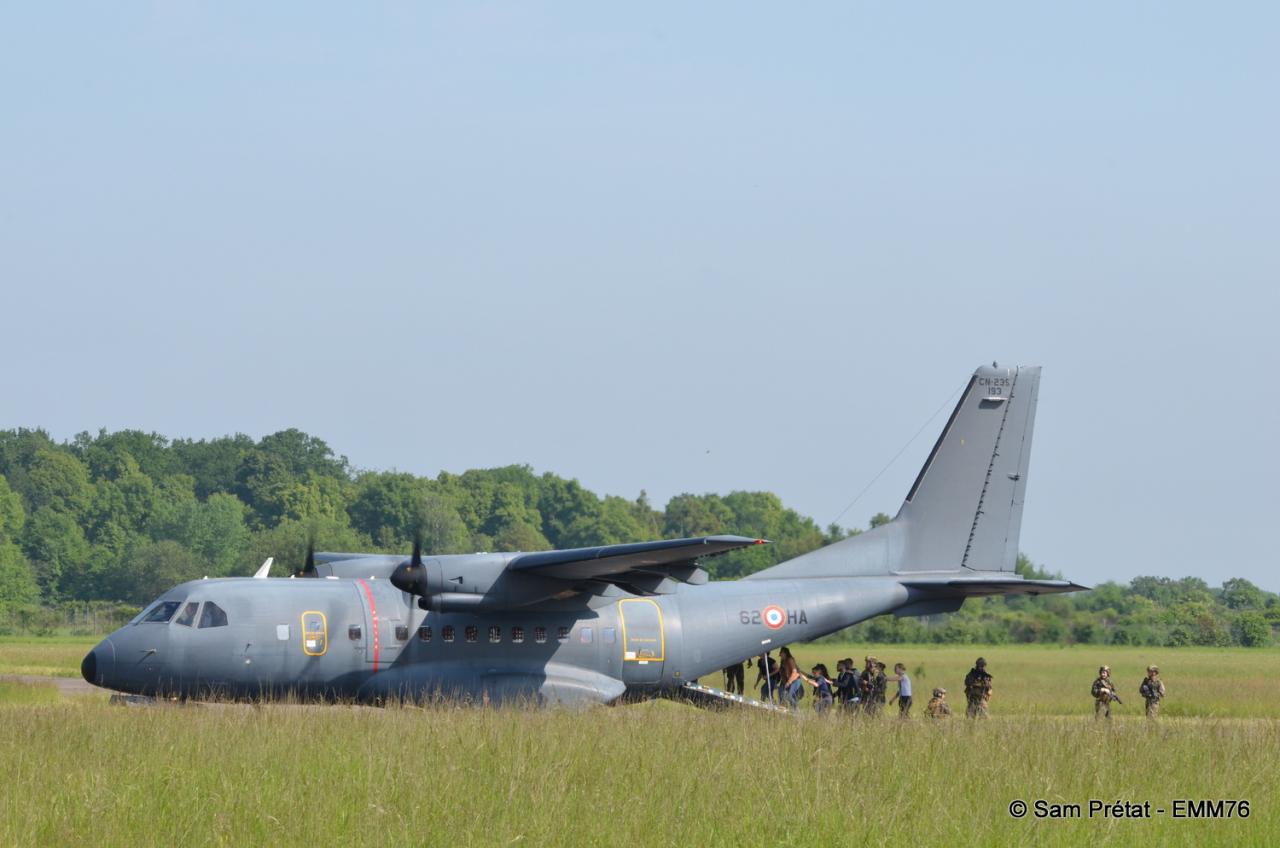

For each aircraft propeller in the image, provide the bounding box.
[295,539,317,578]
[390,532,425,596]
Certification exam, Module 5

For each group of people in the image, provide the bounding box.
[1090,663,1167,719]
[721,653,1168,720]
[722,650,919,717]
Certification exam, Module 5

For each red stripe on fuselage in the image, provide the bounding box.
[357,579,381,672]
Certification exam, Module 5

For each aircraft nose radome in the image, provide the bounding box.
[82,639,115,688]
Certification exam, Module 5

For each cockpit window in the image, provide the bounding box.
[198,601,228,628]
[142,601,182,623]
[174,602,200,627]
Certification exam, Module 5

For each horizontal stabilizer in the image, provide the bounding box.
[901,577,1089,597]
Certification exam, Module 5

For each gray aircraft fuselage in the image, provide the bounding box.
[82,571,912,705]
[82,363,1085,706]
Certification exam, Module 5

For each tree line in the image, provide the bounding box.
[0,427,1274,646]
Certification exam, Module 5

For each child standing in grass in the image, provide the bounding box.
[802,664,834,714]
[888,662,913,718]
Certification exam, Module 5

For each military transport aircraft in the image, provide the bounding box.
[82,363,1085,706]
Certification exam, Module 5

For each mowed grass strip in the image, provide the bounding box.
[752,644,1280,719]
[0,636,96,678]
[1,699,1275,848]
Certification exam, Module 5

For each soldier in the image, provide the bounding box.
[861,656,887,716]
[872,661,889,713]
[963,657,993,718]
[859,656,877,714]
[1091,665,1119,720]
[1139,665,1166,719]
[926,687,952,718]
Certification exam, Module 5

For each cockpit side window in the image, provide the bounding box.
[174,602,200,627]
[198,601,228,628]
[142,601,182,623]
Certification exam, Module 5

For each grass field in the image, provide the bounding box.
[0,635,97,678]
[2,639,1277,847]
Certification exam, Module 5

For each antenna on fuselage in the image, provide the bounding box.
[253,557,274,579]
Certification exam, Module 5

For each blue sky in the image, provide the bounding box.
[2,3,1277,589]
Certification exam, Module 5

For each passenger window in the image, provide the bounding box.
[580,627,593,644]
[465,625,478,643]
[302,611,327,656]
[418,625,432,642]
[557,626,570,642]
[395,625,409,641]
[603,627,616,644]
[143,601,182,623]
[511,626,524,644]
[443,625,455,643]
[489,625,501,643]
[534,626,547,644]
[174,602,199,627]
[348,625,362,641]
[197,602,228,628]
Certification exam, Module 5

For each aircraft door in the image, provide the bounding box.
[618,599,665,685]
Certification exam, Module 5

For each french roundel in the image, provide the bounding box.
[762,605,786,630]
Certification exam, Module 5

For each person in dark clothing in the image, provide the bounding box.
[722,661,745,695]
[802,664,835,714]
[754,653,779,702]
[835,658,859,709]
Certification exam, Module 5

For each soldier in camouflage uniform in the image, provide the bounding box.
[963,657,993,718]
[1091,665,1118,720]
[1139,665,1166,719]
[926,687,952,718]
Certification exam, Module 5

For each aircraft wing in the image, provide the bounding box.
[508,535,764,591]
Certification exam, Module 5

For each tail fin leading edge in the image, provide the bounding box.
[748,363,1042,580]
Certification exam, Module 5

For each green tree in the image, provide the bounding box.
[22,507,90,599]
[1221,578,1266,610]
[109,540,205,604]
[0,475,39,607]
[171,435,255,498]
[24,449,93,515]
[662,494,733,538]
[1235,611,1271,647]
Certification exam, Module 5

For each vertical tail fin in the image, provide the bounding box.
[895,363,1039,573]
[747,363,1040,580]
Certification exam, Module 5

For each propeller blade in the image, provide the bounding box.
[297,539,317,578]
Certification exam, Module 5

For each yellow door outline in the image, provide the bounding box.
[301,611,328,656]
[618,598,665,662]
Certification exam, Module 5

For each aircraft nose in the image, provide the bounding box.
[82,638,115,687]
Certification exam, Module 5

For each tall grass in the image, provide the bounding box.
[1,698,1275,847]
